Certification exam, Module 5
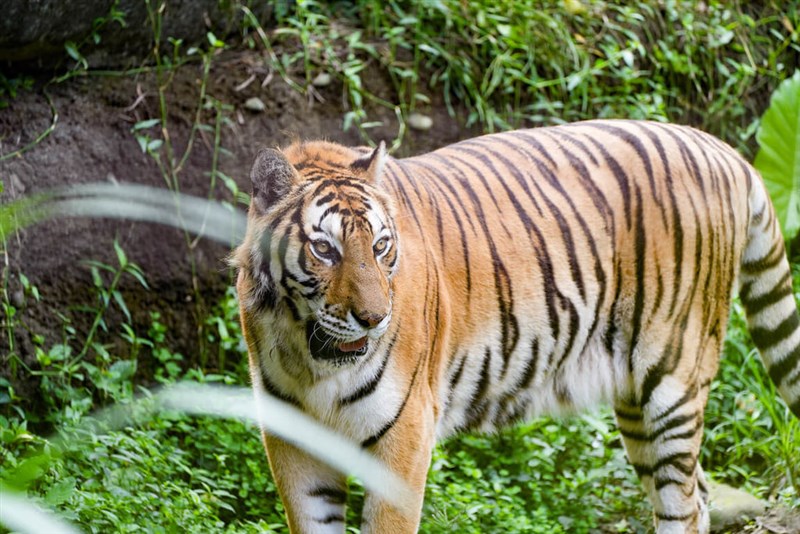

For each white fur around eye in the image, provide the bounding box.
[309,236,339,263]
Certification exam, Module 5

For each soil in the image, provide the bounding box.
[0,48,476,413]
[1,48,797,534]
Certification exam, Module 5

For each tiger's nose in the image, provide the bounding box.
[353,310,387,329]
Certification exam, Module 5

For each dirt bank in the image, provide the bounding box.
[0,47,473,412]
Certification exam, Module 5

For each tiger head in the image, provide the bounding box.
[239,141,398,367]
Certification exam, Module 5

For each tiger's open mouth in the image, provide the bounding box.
[306,321,369,364]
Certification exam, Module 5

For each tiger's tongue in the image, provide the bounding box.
[338,337,368,352]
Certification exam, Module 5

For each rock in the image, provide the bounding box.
[10,289,25,309]
[311,72,333,87]
[7,173,26,196]
[244,97,266,112]
[408,112,433,131]
[709,481,767,532]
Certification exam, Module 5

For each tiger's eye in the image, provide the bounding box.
[312,240,333,257]
[374,237,389,254]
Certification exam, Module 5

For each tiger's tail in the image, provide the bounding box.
[739,171,800,418]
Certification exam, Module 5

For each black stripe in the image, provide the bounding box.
[495,339,541,426]
[604,265,623,354]
[655,511,695,521]
[259,365,300,408]
[654,477,687,490]
[614,405,642,421]
[397,160,444,258]
[429,153,521,374]
[253,229,278,310]
[789,398,800,418]
[630,184,647,356]
[654,451,696,476]
[752,207,765,226]
[619,412,701,442]
[698,473,709,497]
[383,164,425,234]
[660,418,703,443]
[317,514,345,524]
[445,353,467,406]
[315,191,336,205]
[634,124,685,317]
[618,427,647,440]
[308,487,346,505]
[787,365,800,387]
[474,349,493,405]
[518,337,540,392]
[751,312,799,351]
[582,130,631,228]
[461,349,493,430]
[410,161,475,294]
[361,342,425,448]
[741,272,792,316]
[485,139,589,303]
[630,124,669,224]
[640,319,686,408]
[436,149,570,370]
[338,330,397,406]
[653,257,664,314]
[652,384,698,423]
[703,141,739,301]
[540,133,618,299]
[489,136,607,311]
[631,451,695,477]
[448,145,511,215]
[507,130,560,168]
[741,240,785,274]
[661,124,707,195]
[540,131,614,221]
[767,336,800,387]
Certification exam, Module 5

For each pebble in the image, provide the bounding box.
[244,97,266,112]
[312,72,332,87]
[407,113,433,131]
[10,289,24,309]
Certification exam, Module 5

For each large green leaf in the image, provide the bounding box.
[755,70,800,241]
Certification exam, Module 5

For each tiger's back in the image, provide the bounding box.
[385,120,755,439]
[235,119,799,534]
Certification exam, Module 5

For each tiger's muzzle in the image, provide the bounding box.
[306,321,370,365]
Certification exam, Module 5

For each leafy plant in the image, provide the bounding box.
[754,70,800,242]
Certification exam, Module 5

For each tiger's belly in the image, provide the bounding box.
[435,332,632,439]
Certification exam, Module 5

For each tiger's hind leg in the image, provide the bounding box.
[615,374,713,533]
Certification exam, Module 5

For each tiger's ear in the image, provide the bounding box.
[350,141,387,184]
[250,148,298,214]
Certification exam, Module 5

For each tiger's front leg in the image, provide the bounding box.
[263,433,348,534]
[360,396,437,533]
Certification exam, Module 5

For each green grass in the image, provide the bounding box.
[2,270,798,533]
[258,0,798,154]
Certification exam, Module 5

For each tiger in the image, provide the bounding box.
[232,119,800,534]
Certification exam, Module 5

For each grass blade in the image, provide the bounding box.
[0,488,83,534]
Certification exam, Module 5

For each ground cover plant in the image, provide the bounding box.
[2,0,799,532]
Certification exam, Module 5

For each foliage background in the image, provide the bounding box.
[1,0,799,532]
